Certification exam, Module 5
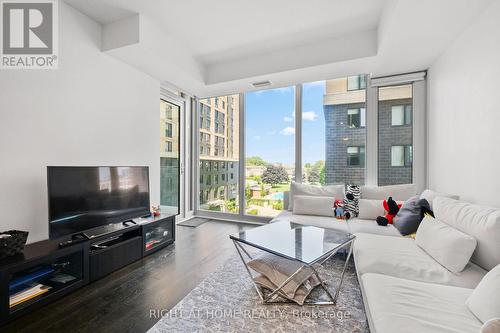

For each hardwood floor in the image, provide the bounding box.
[3,220,256,333]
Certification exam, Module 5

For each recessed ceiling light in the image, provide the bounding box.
[252,80,272,88]
[343,137,349,141]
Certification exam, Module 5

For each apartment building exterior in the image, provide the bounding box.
[199,95,240,208]
[323,75,413,186]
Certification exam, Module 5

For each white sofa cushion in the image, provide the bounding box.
[357,199,384,220]
[466,264,500,323]
[416,215,477,273]
[433,197,500,270]
[353,233,486,288]
[292,195,335,217]
[272,210,349,233]
[360,184,417,201]
[288,182,344,211]
[361,273,482,333]
[348,218,402,237]
[273,211,401,238]
[420,189,459,209]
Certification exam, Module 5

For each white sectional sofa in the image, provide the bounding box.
[278,183,419,237]
[355,196,500,333]
[272,184,500,333]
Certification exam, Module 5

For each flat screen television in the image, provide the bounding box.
[47,166,150,239]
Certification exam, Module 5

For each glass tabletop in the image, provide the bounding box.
[230,221,354,265]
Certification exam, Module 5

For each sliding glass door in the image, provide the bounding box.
[160,99,181,215]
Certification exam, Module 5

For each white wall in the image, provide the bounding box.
[427,0,500,207]
[0,3,160,243]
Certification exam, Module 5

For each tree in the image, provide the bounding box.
[308,167,320,184]
[261,164,289,186]
[225,199,237,213]
[313,160,325,170]
[319,165,326,185]
[246,156,267,166]
[245,185,252,200]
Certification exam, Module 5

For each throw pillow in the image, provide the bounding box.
[466,264,500,323]
[420,189,459,210]
[416,215,477,273]
[420,205,435,218]
[288,182,344,211]
[404,232,417,239]
[393,195,431,235]
[253,273,320,305]
[357,199,385,220]
[293,195,335,217]
[247,253,313,299]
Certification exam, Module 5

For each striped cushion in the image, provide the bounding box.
[344,184,361,217]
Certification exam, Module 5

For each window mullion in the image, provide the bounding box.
[238,93,245,217]
[366,76,378,185]
[295,84,302,183]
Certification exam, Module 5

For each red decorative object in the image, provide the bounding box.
[376,197,401,226]
[334,200,345,220]
[151,205,161,217]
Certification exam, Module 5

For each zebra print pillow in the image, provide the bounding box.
[343,185,361,218]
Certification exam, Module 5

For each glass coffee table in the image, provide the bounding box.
[230,221,355,305]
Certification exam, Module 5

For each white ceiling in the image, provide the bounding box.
[64,0,494,97]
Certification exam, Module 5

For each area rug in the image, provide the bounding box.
[177,217,211,227]
[148,249,369,333]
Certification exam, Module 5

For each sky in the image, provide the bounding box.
[245,82,326,165]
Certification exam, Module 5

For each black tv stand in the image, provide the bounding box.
[0,214,175,326]
[58,233,91,248]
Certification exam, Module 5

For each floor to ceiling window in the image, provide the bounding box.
[195,72,425,222]
[198,95,240,214]
[377,84,413,185]
[245,86,295,217]
[303,75,367,186]
[160,99,180,215]
[301,81,326,186]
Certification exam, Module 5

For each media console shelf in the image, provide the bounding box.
[0,214,175,325]
[0,241,88,324]
[135,214,175,255]
[89,226,142,282]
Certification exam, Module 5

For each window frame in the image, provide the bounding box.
[347,107,366,129]
[391,104,413,126]
[346,146,366,167]
[370,71,426,189]
[391,145,413,167]
[347,75,367,91]
[165,122,173,138]
[159,97,182,217]
[193,72,427,224]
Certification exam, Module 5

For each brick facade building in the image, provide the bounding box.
[323,76,413,186]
